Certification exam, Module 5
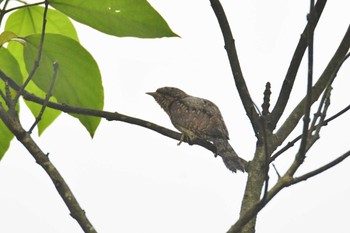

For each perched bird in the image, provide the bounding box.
[147,87,247,173]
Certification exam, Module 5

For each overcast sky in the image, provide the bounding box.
[1,0,350,232]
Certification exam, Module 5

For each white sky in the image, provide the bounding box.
[0,0,350,232]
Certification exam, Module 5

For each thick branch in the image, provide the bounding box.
[0,104,97,233]
[228,175,293,233]
[269,0,327,130]
[229,148,350,232]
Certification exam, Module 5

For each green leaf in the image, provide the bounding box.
[0,116,12,160]
[0,48,23,159]
[0,31,26,47]
[5,6,78,40]
[5,6,78,134]
[49,0,178,38]
[24,34,104,137]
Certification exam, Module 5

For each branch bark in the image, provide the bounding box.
[0,104,97,233]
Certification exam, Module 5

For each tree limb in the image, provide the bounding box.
[209,0,260,134]
[0,103,97,233]
[0,70,218,155]
[269,0,327,130]
[274,25,350,149]
[28,61,59,134]
[291,150,350,185]
[13,0,49,104]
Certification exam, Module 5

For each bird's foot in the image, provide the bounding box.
[177,134,185,146]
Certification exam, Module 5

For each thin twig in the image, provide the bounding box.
[270,102,350,163]
[272,164,281,179]
[295,0,315,170]
[4,1,45,13]
[0,89,9,106]
[269,0,327,130]
[291,150,350,185]
[0,0,11,25]
[312,88,331,138]
[28,62,59,134]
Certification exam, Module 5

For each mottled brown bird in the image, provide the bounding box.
[147,87,247,173]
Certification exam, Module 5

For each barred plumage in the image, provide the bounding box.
[147,87,246,173]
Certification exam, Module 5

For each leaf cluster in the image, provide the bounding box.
[0,0,178,158]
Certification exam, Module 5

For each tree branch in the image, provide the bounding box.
[4,1,45,13]
[13,0,48,104]
[294,0,316,175]
[291,150,350,185]
[0,70,218,156]
[229,147,350,232]
[209,0,260,134]
[269,0,327,130]
[274,25,350,149]
[28,61,59,134]
[270,102,350,163]
[270,52,350,163]
[0,103,97,233]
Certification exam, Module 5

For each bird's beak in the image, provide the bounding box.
[146,92,157,97]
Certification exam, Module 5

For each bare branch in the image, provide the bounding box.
[291,150,350,185]
[13,0,49,104]
[270,101,350,163]
[230,147,350,233]
[271,52,350,163]
[269,0,327,130]
[209,0,260,134]
[295,1,316,174]
[28,62,59,134]
[274,25,350,149]
[4,1,45,13]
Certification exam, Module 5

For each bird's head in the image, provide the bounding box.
[147,87,188,111]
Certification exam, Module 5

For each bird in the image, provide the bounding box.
[147,87,247,173]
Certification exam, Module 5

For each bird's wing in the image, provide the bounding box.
[169,96,229,140]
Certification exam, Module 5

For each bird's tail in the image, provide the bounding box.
[211,138,247,173]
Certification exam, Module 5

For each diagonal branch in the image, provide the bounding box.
[274,25,350,150]
[229,147,350,233]
[0,103,97,233]
[28,62,59,134]
[209,0,260,134]
[13,0,49,104]
[270,52,350,163]
[291,150,350,185]
[270,102,350,163]
[269,0,327,130]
